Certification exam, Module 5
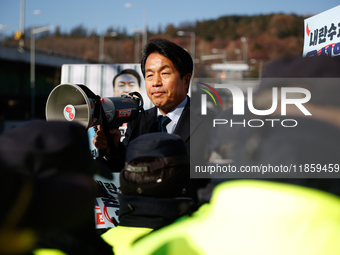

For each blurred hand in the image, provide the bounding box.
[93,125,121,153]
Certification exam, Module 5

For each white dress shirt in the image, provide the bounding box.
[157,97,187,134]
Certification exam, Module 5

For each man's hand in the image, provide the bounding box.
[93,125,121,154]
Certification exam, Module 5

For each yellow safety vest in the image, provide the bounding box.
[102,225,153,255]
[127,179,340,255]
[33,249,67,255]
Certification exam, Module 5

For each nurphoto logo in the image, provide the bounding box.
[199,82,312,128]
[198,82,222,115]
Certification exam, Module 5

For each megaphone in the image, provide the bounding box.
[46,83,143,129]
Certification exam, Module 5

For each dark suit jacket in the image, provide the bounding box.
[123,97,190,152]
[106,97,215,176]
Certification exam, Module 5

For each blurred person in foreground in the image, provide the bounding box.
[123,55,340,255]
[0,120,113,255]
[101,132,198,255]
[93,38,214,180]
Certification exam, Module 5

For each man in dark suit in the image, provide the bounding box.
[94,38,213,176]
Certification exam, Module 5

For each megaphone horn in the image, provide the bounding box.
[46,83,142,129]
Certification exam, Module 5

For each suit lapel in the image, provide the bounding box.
[142,98,202,143]
[174,97,202,143]
[141,107,158,134]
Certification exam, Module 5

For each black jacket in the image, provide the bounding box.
[104,97,214,174]
[118,193,195,230]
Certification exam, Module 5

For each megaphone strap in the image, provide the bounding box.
[76,85,102,122]
[128,91,148,131]
[99,102,118,157]
[77,84,117,158]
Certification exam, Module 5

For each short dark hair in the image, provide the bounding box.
[112,69,141,88]
[141,38,193,79]
[259,55,340,108]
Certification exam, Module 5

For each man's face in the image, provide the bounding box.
[114,74,140,97]
[144,52,190,115]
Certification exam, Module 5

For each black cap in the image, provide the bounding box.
[125,132,189,172]
[120,133,193,198]
[0,120,112,178]
[0,120,102,240]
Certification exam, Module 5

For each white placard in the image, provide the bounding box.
[94,173,121,229]
[303,5,340,57]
